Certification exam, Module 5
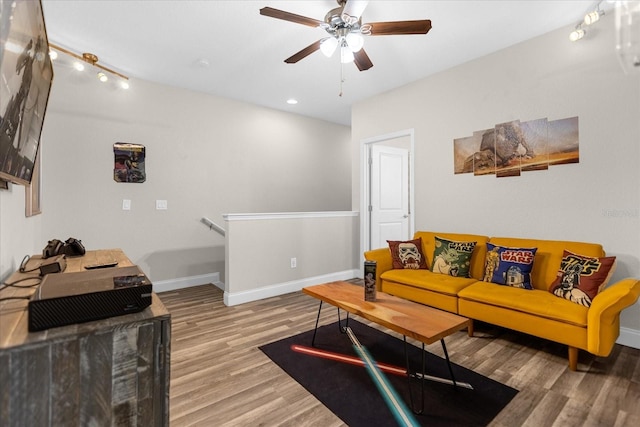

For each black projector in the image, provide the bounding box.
[28,265,153,332]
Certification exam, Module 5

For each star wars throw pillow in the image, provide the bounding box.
[549,250,616,307]
[431,236,476,277]
[388,238,428,270]
[483,243,537,289]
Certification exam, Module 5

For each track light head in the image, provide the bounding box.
[569,26,586,42]
[584,10,602,25]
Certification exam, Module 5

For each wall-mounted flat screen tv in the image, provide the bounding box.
[0,0,53,185]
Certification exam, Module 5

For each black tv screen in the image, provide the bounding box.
[0,0,53,185]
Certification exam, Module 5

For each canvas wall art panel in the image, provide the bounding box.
[0,0,53,185]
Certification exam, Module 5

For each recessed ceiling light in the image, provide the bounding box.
[195,58,210,68]
[287,99,298,105]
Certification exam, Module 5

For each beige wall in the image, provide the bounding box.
[0,65,352,283]
[224,212,359,305]
[352,14,640,344]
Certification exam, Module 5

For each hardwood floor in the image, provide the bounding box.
[159,284,640,427]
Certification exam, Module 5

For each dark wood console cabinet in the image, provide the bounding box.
[0,249,170,426]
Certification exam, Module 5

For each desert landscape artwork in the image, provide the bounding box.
[453,116,579,178]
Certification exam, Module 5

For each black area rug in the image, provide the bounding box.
[260,320,517,427]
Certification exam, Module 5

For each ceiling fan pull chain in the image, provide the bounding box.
[339,61,345,97]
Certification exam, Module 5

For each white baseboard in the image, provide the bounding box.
[617,326,640,350]
[223,269,360,306]
[153,272,223,293]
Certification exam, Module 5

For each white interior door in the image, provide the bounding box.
[370,145,410,249]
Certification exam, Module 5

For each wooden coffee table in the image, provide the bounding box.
[303,281,471,413]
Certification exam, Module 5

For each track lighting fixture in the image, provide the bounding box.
[569,25,586,42]
[48,43,130,88]
[584,4,603,25]
[570,1,605,42]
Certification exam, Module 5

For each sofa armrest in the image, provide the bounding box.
[364,247,393,290]
[587,278,640,356]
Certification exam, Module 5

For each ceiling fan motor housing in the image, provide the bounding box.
[324,6,363,38]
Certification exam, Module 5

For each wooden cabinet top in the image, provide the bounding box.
[0,249,170,350]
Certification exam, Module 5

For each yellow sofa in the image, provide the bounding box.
[364,231,640,371]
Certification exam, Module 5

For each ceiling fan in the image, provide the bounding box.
[260,0,432,71]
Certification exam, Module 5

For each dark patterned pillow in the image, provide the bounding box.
[431,236,477,277]
[483,243,537,289]
[387,238,428,270]
[549,250,616,307]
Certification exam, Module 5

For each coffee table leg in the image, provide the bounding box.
[403,337,470,414]
[311,301,323,347]
[311,303,351,347]
[440,339,457,388]
[404,336,426,414]
[337,307,350,334]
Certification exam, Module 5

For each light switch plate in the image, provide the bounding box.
[156,200,168,210]
[122,199,131,210]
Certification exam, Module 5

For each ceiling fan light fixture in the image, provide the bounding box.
[340,46,354,63]
[346,32,364,52]
[320,37,338,57]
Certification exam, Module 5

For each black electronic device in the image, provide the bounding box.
[28,265,152,332]
[39,254,67,275]
[84,261,119,270]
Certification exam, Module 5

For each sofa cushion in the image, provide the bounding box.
[431,236,477,278]
[549,250,617,307]
[387,238,428,270]
[489,237,605,291]
[483,243,537,289]
[413,231,490,280]
[381,269,476,296]
[458,281,588,327]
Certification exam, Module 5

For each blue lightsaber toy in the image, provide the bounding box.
[344,326,420,427]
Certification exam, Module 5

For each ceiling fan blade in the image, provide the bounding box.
[284,40,322,64]
[342,0,369,21]
[364,20,432,36]
[354,49,373,71]
[259,7,324,28]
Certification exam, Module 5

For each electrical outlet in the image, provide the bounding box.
[156,200,168,210]
[290,257,297,268]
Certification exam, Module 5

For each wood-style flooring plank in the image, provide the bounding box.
[159,284,640,427]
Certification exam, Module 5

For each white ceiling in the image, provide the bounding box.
[41,0,603,126]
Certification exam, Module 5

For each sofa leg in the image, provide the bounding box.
[467,319,474,337]
[568,346,578,371]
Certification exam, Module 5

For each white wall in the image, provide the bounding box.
[0,64,352,285]
[0,185,43,278]
[352,14,640,343]
[223,211,359,305]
